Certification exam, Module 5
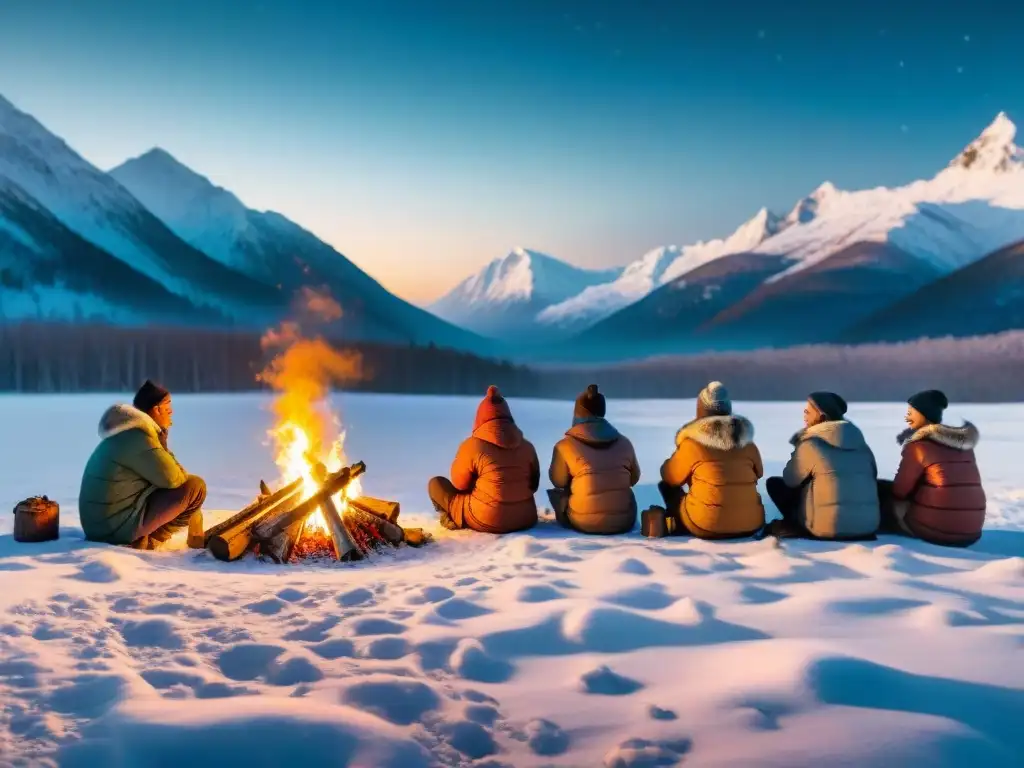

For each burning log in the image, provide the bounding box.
[345,505,404,546]
[309,461,363,561]
[319,485,364,561]
[260,516,308,564]
[252,461,366,541]
[251,463,366,563]
[206,477,305,561]
[348,496,400,524]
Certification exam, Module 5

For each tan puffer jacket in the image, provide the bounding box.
[549,417,641,534]
[661,415,765,538]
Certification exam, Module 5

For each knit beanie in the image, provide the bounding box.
[907,389,948,424]
[574,384,606,419]
[473,385,513,431]
[133,379,170,413]
[697,381,732,417]
[808,391,847,421]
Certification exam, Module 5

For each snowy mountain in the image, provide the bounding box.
[558,112,1024,359]
[0,175,220,325]
[536,208,786,335]
[844,237,1024,343]
[687,112,1024,348]
[0,95,283,326]
[560,250,795,361]
[427,247,621,340]
[111,148,488,349]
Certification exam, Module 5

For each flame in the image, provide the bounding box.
[269,417,362,534]
[259,288,363,538]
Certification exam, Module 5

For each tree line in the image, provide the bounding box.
[538,331,1024,402]
[3,322,1023,402]
[0,322,540,396]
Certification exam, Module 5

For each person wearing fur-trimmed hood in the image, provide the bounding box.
[879,390,985,547]
[766,391,880,540]
[548,384,641,534]
[659,381,765,538]
[78,380,207,549]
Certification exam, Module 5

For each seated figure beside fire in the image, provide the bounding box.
[78,380,207,550]
[427,385,540,533]
[547,384,641,535]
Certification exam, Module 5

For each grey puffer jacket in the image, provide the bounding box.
[782,419,880,539]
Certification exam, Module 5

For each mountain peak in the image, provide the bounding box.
[429,248,623,337]
[111,149,250,233]
[785,181,840,225]
[732,206,784,243]
[114,148,235,201]
[947,112,1021,173]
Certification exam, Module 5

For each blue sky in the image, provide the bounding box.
[1,0,1022,303]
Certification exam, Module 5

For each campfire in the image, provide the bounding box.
[199,289,431,563]
[200,458,423,563]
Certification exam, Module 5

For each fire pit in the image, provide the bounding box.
[201,461,426,563]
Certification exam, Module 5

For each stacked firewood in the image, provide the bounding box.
[199,461,432,563]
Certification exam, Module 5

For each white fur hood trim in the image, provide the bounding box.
[676,415,755,451]
[898,421,980,451]
[98,403,160,440]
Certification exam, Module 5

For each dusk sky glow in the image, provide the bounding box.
[2,0,1022,303]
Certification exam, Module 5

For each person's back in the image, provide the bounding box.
[549,386,640,534]
[893,418,984,546]
[659,382,765,539]
[428,386,539,534]
[785,419,879,538]
[452,418,538,533]
[664,414,764,537]
[79,403,187,544]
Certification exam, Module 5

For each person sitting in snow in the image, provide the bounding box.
[764,391,879,540]
[427,385,539,534]
[547,384,641,534]
[78,380,207,550]
[877,390,985,547]
[657,381,765,538]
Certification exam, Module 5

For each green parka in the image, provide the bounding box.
[78,404,187,544]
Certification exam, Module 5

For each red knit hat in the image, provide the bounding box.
[474,385,512,431]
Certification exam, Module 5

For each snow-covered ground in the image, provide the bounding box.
[1,393,1021,767]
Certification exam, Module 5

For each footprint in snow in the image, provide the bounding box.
[336,587,375,607]
[515,584,565,603]
[616,557,654,576]
[580,665,644,696]
[340,676,441,725]
[349,616,406,636]
[359,636,412,660]
[604,736,693,767]
[524,718,570,756]
[648,705,678,721]
[437,720,497,759]
[449,639,515,684]
[404,585,455,605]
[120,618,185,650]
[244,597,288,615]
[464,703,500,726]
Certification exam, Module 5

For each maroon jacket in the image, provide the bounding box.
[892,422,985,546]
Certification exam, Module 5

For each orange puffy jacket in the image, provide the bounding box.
[448,418,539,533]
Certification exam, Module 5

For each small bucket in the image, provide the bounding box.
[13,496,60,543]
